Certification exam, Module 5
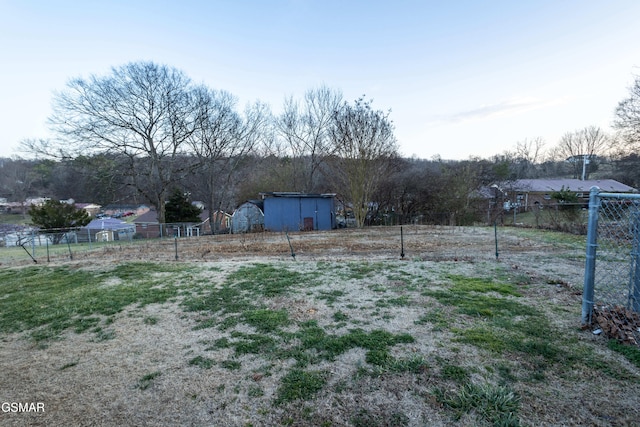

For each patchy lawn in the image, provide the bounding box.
[1,226,639,426]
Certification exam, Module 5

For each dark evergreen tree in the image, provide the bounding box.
[29,199,91,244]
[165,189,202,223]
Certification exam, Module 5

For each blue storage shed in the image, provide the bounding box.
[261,192,336,232]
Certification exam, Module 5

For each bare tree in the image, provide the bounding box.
[47,61,200,223]
[189,87,269,232]
[513,137,545,178]
[614,74,640,152]
[19,138,66,160]
[552,126,611,179]
[275,86,343,192]
[611,152,640,189]
[329,97,398,228]
[435,160,484,226]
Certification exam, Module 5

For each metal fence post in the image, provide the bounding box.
[31,229,36,258]
[174,236,178,260]
[582,186,600,325]
[65,231,74,260]
[630,211,640,312]
[494,221,499,261]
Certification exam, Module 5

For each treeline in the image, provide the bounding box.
[1,150,638,226]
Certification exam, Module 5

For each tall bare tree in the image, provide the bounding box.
[614,74,640,152]
[551,126,611,179]
[47,61,200,223]
[189,87,269,231]
[513,137,545,178]
[276,86,343,192]
[329,97,398,228]
[435,160,484,226]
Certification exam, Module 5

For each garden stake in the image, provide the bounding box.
[286,231,296,260]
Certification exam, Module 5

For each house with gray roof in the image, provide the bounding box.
[498,179,637,211]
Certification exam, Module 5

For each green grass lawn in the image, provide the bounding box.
[1,256,639,426]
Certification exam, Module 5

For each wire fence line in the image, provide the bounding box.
[582,187,640,346]
[0,221,215,263]
[0,222,520,266]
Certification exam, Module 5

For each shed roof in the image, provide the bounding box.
[260,192,336,199]
[237,200,264,211]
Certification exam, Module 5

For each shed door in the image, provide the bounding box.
[303,217,314,231]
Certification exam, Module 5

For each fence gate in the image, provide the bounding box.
[582,187,640,345]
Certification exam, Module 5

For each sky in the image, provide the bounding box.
[1,0,639,160]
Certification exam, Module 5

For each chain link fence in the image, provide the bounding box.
[582,187,640,346]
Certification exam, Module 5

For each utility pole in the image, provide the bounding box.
[581,154,590,181]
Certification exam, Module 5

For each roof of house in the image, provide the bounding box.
[505,179,637,194]
[103,204,150,210]
[134,210,160,224]
[133,210,210,224]
[85,218,134,230]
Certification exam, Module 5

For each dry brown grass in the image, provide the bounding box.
[1,226,639,426]
[1,225,567,267]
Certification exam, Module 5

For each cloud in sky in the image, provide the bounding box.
[428,97,570,127]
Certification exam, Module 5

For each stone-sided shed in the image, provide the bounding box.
[261,192,336,232]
